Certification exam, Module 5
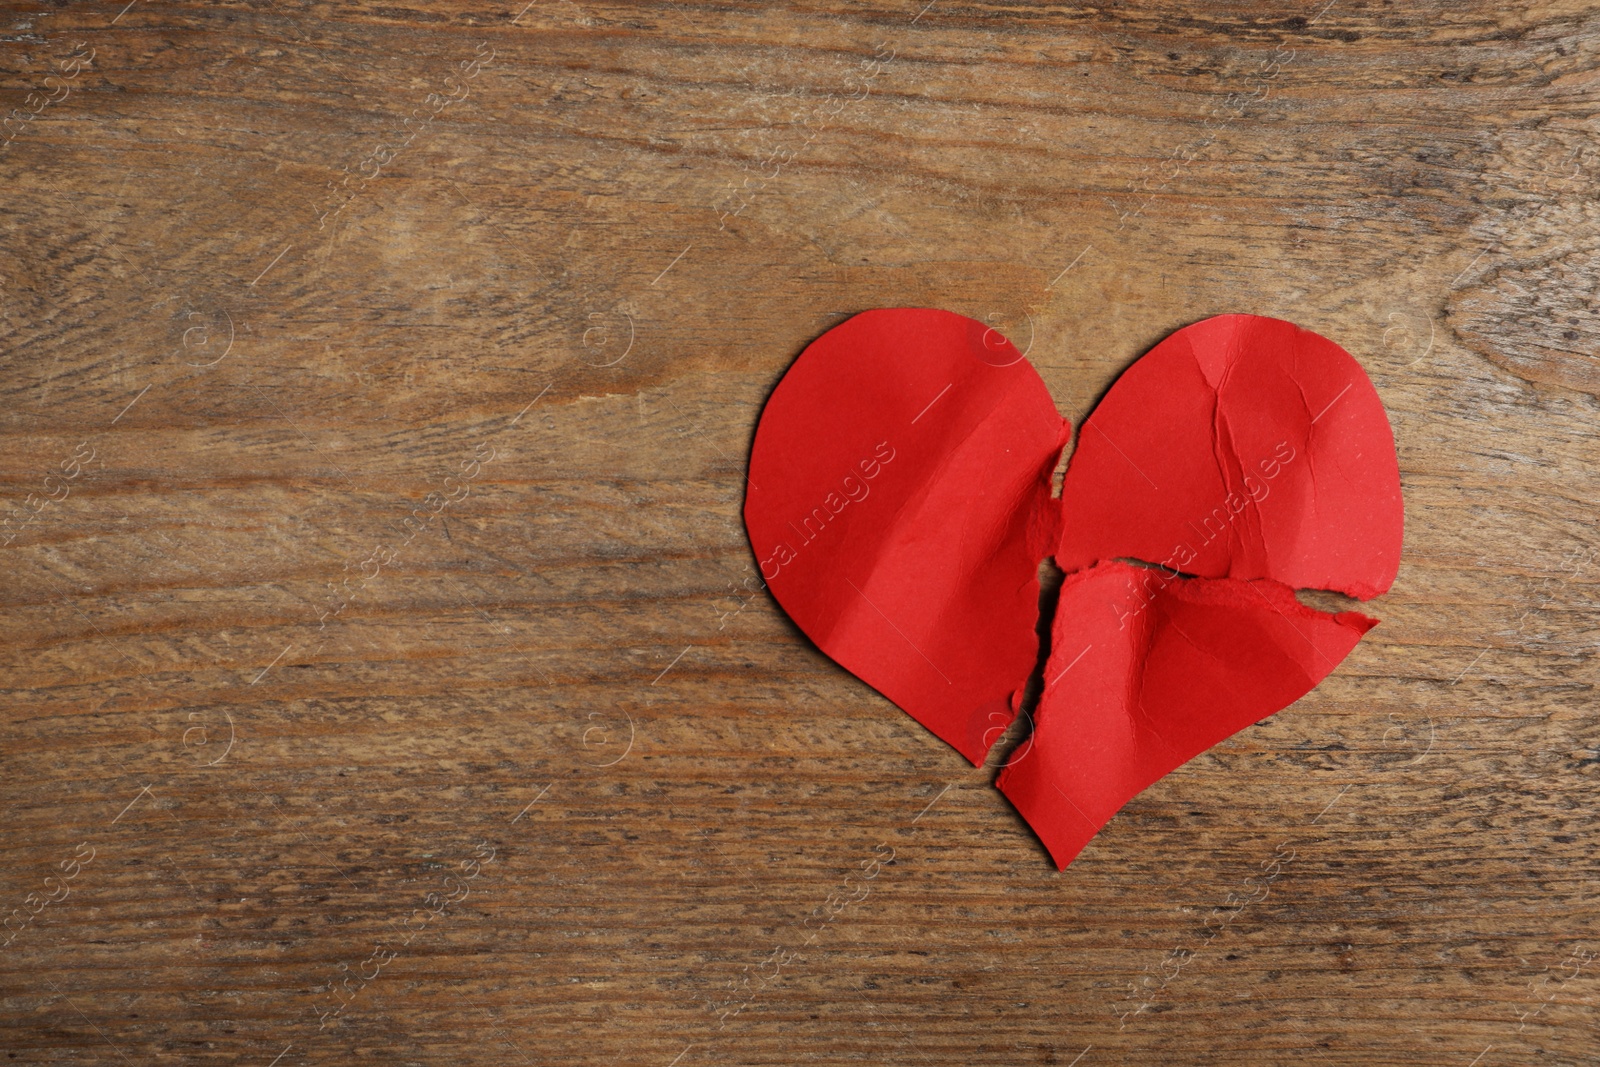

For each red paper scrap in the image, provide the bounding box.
[1056,314,1403,601]
[996,560,1376,868]
[744,308,1068,765]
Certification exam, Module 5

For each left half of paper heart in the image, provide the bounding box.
[745,308,1069,765]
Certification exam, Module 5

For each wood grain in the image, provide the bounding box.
[4,1,1600,1063]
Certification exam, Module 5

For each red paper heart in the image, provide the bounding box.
[744,309,1402,867]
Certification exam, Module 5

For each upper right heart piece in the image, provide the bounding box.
[1054,313,1403,600]
[998,314,1404,868]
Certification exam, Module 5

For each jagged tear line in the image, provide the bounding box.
[979,396,1083,773]
[1294,584,1366,616]
[981,554,1065,775]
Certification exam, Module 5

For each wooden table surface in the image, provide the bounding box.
[4,1,1599,1064]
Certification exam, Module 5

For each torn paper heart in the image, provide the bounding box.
[744,309,1402,868]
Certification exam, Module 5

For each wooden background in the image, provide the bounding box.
[3,0,1599,1063]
